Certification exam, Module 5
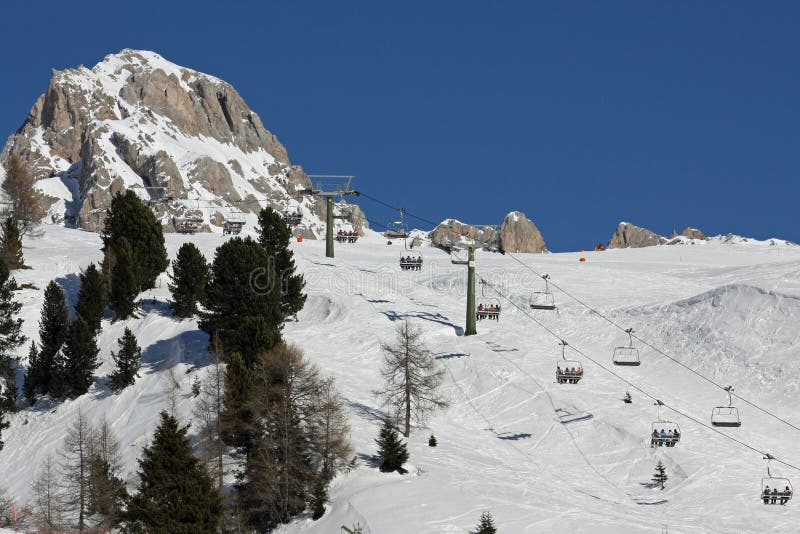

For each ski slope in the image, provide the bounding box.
[1,226,799,533]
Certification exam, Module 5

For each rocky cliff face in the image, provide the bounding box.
[498,211,546,253]
[607,222,666,249]
[429,211,546,253]
[0,49,326,235]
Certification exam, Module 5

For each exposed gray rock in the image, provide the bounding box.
[607,222,666,249]
[681,227,708,240]
[429,220,497,250]
[498,211,546,253]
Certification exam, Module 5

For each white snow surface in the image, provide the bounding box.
[1,226,799,533]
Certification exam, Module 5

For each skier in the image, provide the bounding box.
[763,485,771,504]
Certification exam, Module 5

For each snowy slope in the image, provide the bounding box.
[1,227,799,533]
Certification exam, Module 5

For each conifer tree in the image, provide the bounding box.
[375,320,448,437]
[219,351,253,450]
[652,460,668,490]
[375,418,409,474]
[109,328,141,392]
[109,237,138,320]
[125,412,223,533]
[200,237,283,362]
[168,243,209,318]
[75,263,106,334]
[475,511,497,534]
[22,342,39,404]
[0,258,25,412]
[0,410,7,451]
[0,217,24,270]
[25,281,68,399]
[0,259,25,358]
[1,155,44,236]
[257,207,306,318]
[62,315,100,397]
[101,190,167,291]
[309,476,328,520]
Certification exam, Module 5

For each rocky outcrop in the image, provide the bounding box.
[681,227,708,240]
[607,222,666,249]
[498,211,546,253]
[0,49,324,235]
[429,219,498,250]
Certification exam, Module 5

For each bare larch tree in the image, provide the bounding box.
[375,320,448,437]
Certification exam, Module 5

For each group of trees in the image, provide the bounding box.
[24,279,102,401]
[31,412,125,531]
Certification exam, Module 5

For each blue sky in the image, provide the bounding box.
[1,1,798,251]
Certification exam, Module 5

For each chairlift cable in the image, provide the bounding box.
[503,251,800,435]
[478,277,800,473]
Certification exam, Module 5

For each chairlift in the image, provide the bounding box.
[613,328,641,366]
[335,228,359,243]
[762,454,793,505]
[174,216,202,235]
[222,210,246,235]
[399,254,423,271]
[555,341,583,384]
[476,280,501,321]
[529,274,556,310]
[450,246,469,265]
[282,210,302,227]
[650,400,681,447]
[711,386,741,427]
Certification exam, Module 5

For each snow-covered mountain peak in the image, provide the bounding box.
[0,50,346,237]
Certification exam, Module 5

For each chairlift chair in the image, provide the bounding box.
[613,328,641,366]
[282,210,302,227]
[222,209,246,235]
[476,280,501,321]
[450,246,469,265]
[530,274,556,310]
[399,255,423,271]
[650,400,681,447]
[174,216,201,235]
[385,220,409,239]
[555,341,583,384]
[762,455,793,505]
[711,386,741,427]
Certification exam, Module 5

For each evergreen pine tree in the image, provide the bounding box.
[168,243,209,318]
[0,217,24,269]
[0,258,25,411]
[652,460,668,490]
[200,237,283,362]
[75,263,106,334]
[109,328,141,392]
[1,155,44,236]
[428,434,437,447]
[475,511,498,534]
[125,411,223,533]
[309,476,328,520]
[219,351,253,449]
[22,342,38,404]
[62,315,100,397]
[0,259,25,357]
[257,207,307,318]
[26,281,68,399]
[109,237,138,320]
[375,418,409,474]
[623,391,632,404]
[101,190,168,291]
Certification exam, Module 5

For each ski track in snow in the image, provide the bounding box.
[0,226,799,533]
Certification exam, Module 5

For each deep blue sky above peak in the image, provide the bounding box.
[2,1,798,251]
